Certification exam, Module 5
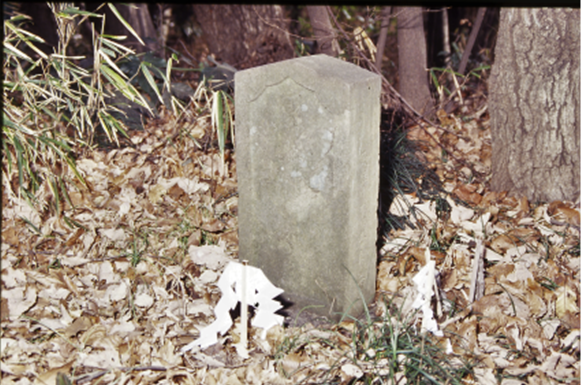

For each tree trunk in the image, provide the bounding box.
[306,6,338,57]
[192,5,294,69]
[375,6,392,69]
[489,8,580,202]
[396,7,434,117]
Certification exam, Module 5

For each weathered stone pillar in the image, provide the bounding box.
[235,55,381,320]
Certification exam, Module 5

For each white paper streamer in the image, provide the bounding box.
[181,261,284,353]
[411,250,443,337]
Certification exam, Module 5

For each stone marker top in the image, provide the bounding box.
[236,54,380,115]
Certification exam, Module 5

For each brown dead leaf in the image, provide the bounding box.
[187,229,202,247]
[526,291,548,318]
[508,227,538,243]
[517,196,530,215]
[408,246,427,265]
[1,226,19,245]
[185,206,203,227]
[67,191,86,208]
[480,191,499,206]
[548,201,580,227]
[560,311,581,330]
[168,184,186,201]
[472,294,502,316]
[407,125,429,143]
[454,184,482,205]
[547,200,569,215]
[440,131,459,148]
[377,261,399,292]
[437,109,456,127]
[149,184,167,204]
[555,286,579,319]
[219,230,239,249]
[214,184,230,200]
[64,316,93,338]
[431,250,446,264]
[280,352,309,377]
[35,361,74,385]
[499,194,519,208]
[201,218,225,233]
[64,228,85,247]
[1,298,9,322]
[440,268,458,291]
[490,234,520,255]
[454,316,478,352]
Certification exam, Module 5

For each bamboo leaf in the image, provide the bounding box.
[140,62,163,104]
[107,4,145,46]
[429,69,440,90]
[60,7,101,17]
[4,42,34,63]
[98,50,127,79]
[100,64,153,114]
[100,36,134,56]
[5,22,48,60]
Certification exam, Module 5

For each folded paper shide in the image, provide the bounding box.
[411,249,443,337]
[181,261,284,355]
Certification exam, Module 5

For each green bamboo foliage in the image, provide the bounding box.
[211,90,234,160]
[2,4,153,209]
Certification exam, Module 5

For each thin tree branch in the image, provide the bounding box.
[458,8,487,76]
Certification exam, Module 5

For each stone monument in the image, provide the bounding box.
[235,54,381,321]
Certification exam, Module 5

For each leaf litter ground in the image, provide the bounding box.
[2,101,579,384]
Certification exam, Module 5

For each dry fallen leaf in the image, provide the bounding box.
[555,286,579,319]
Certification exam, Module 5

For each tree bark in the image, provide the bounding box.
[375,6,392,69]
[395,7,434,117]
[306,6,338,57]
[489,8,580,202]
[192,5,294,69]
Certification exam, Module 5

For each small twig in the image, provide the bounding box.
[439,307,471,329]
[70,254,129,267]
[178,40,198,63]
[468,239,485,304]
[434,273,443,319]
[124,366,167,371]
[457,8,487,76]
[75,369,110,384]
[76,366,167,384]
